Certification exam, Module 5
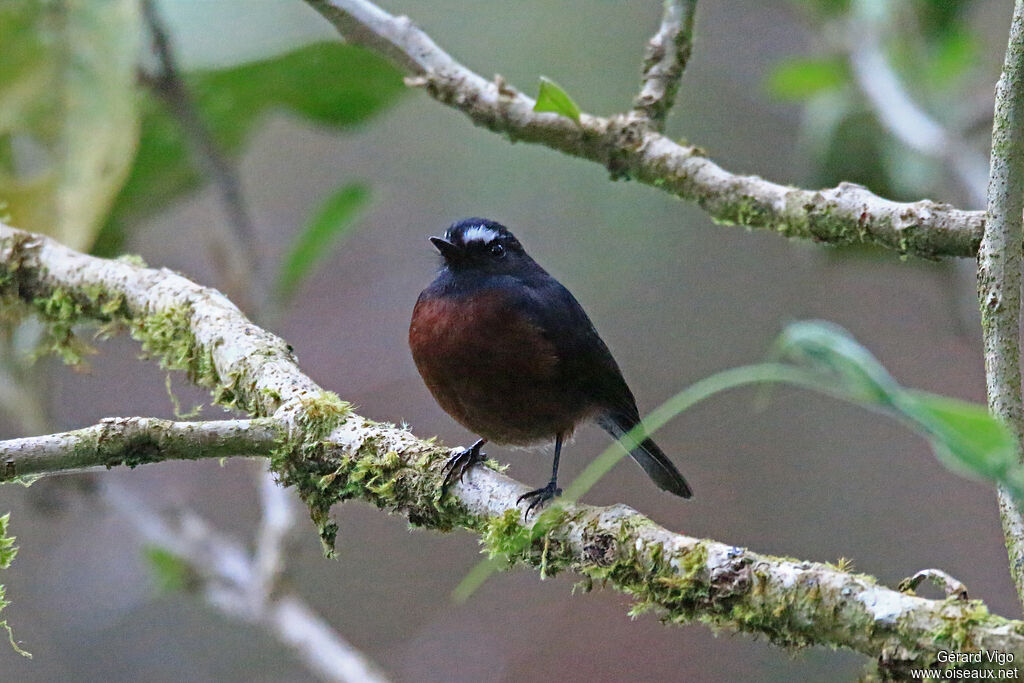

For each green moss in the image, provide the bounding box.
[479,510,804,645]
[294,391,349,441]
[481,509,527,557]
[129,306,220,389]
[66,427,164,471]
[265,394,352,556]
[103,433,163,469]
[268,397,483,557]
[115,253,147,268]
[16,273,145,365]
[477,505,571,579]
[0,513,28,658]
[731,198,772,231]
[28,287,93,365]
[927,599,992,654]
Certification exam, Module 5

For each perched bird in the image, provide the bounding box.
[409,218,691,513]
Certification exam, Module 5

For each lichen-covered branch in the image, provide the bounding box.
[631,0,697,131]
[979,0,1024,609]
[1,224,1023,673]
[0,416,281,482]
[303,0,984,259]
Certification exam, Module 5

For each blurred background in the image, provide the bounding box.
[0,0,1015,680]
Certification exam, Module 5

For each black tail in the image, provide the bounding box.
[597,411,692,498]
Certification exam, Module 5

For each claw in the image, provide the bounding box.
[516,481,562,517]
[441,439,486,495]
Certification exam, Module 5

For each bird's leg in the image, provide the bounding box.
[517,433,564,516]
[441,438,487,494]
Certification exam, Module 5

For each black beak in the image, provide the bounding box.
[429,236,463,261]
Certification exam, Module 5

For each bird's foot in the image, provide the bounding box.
[441,439,486,495]
[516,480,562,517]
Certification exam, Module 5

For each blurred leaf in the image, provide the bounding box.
[925,29,979,89]
[799,89,850,162]
[792,0,850,18]
[190,42,405,149]
[770,320,899,404]
[766,56,847,101]
[276,183,369,301]
[533,77,581,123]
[143,545,192,594]
[0,0,141,251]
[595,320,1024,510]
[915,0,971,38]
[901,391,1019,489]
[96,42,405,255]
[773,321,1023,499]
[816,111,900,199]
[881,144,939,201]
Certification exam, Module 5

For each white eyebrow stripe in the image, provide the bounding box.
[461,226,499,244]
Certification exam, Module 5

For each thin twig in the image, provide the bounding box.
[978,0,1024,609]
[140,0,263,311]
[898,568,969,601]
[632,0,698,131]
[102,482,390,683]
[254,462,298,599]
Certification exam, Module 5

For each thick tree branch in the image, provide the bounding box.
[979,0,1024,609]
[1,225,1023,673]
[631,0,697,131]
[303,0,984,259]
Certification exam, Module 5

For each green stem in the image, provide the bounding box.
[562,364,826,502]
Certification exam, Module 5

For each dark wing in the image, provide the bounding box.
[522,275,692,498]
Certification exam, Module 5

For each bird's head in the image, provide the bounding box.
[429,218,528,273]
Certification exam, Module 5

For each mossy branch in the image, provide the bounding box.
[303,0,984,260]
[1,224,1023,674]
[979,0,1024,610]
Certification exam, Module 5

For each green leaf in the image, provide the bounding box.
[770,320,900,405]
[773,322,1024,499]
[96,42,404,255]
[766,56,848,101]
[143,545,192,594]
[533,76,581,122]
[276,183,369,300]
[0,0,141,251]
[925,30,979,88]
[900,391,1020,490]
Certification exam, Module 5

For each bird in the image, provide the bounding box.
[409,218,691,514]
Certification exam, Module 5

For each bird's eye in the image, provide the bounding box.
[489,243,506,258]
